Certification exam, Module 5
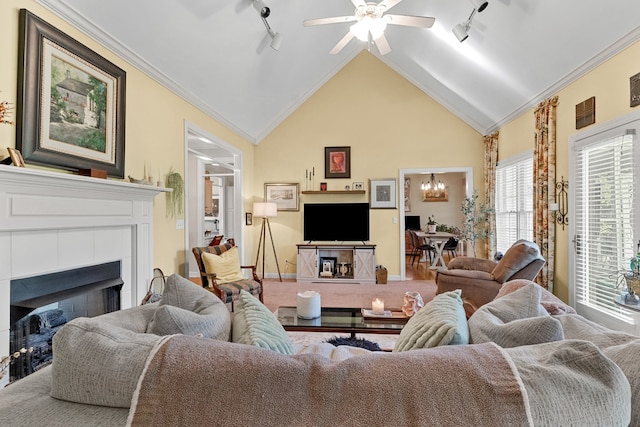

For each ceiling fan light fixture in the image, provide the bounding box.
[369,17,388,39]
[452,23,468,42]
[350,18,371,41]
[469,0,488,13]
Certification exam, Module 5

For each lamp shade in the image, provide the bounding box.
[253,202,277,218]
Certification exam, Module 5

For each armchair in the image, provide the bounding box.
[192,242,263,311]
[435,240,545,316]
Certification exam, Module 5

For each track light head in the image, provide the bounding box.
[270,32,283,50]
[452,23,468,42]
[470,0,489,13]
[253,0,270,18]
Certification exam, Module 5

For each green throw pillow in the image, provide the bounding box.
[393,290,469,352]
[232,290,295,355]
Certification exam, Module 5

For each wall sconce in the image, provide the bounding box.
[554,176,569,230]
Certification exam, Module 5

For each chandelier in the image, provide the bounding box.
[422,173,448,201]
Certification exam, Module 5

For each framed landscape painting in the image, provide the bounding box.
[264,183,299,211]
[17,9,126,178]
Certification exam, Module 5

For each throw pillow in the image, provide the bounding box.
[468,282,564,347]
[232,290,295,355]
[51,317,164,408]
[147,273,231,341]
[202,247,245,284]
[147,304,231,341]
[491,241,541,283]
[393,290,468,352]
[495,279,577,315]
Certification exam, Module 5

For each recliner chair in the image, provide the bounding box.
[435,239,545,316]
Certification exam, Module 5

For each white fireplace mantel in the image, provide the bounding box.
[0,165,169,357]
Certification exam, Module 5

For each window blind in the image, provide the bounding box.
[495,155,533,254]
[574,133,635,322]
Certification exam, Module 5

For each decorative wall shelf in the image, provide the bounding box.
[301,190,365,195]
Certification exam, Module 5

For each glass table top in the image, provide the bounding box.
[276,306,407,334]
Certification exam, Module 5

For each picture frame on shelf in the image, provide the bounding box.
[264,182,299,211]
[353,181,364,191]
[17,9,126,178]
[324,146,350,179]
[370,179,397,209]
[7,147,26,167]
[320,257,337,276]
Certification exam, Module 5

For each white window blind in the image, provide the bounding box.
[574,132,636,322]
[495,154,533,254]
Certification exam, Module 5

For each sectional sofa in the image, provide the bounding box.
[0,274,637,426]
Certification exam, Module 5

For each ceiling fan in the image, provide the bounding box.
[303,0,435,55]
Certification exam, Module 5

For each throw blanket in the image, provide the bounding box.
[127,336,532,426]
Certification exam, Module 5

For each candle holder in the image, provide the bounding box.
[372,298,385,314]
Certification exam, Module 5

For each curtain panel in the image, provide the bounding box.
[533,96,558,292]
[483,132,499,258]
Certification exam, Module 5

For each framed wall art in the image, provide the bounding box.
[324,146,350,178]
[245,212,253,226]
[370,179,397,209]
[17,9,126,178]
[264,183,299,211]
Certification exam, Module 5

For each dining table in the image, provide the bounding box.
[415,231,458,270]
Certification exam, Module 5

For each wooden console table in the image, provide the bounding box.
[296,244,376,283]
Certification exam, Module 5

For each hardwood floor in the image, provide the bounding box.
[405,253,456,280]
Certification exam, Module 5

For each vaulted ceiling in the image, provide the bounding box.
[38,0,640,144]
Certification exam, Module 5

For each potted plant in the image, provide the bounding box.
[426,215,437,233]
[460,190,494,256]
[164,167,184,219]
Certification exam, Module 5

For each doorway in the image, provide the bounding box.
[399,167,474,280]
[184,121,244,279]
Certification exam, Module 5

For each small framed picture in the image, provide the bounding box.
[370,179,397,209]
[7,147,26,167]
[324,146,351,179]
[264,183,299,211]
[320,182,327,191]
[352,182,364,191]
[320,257,337,274]
[245,212,253,226]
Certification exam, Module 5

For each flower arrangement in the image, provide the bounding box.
[427,215,436,225]
[0,347,33,381]
[0,93,15,126]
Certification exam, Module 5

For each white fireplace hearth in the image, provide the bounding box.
[0,166,168,359]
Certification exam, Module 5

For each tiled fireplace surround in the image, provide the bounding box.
[0,166,166,358]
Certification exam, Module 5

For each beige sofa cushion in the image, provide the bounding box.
[147,274,231,341]
[50,317,164,408]
[469,282,564,347]
[492,240,541,283]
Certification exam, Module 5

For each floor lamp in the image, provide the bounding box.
[253,202,282,282]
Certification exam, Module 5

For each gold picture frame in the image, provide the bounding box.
[7,147,26,167]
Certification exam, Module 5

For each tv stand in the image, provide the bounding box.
[296,244,376,284]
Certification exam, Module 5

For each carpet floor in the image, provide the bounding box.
[262,279,437,351]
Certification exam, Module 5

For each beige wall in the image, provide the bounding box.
[255,52,484,278]
[497,40,640,302]
[0,0,255,275]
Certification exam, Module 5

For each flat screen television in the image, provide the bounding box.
[303,203,370,242]
[405,215,421,230]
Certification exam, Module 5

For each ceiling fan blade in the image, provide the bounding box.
[385,15,435,28]
[329,31,355,54]
[303,16,357,26]
[350,0,366,7]
[378,0,404,12]
[374,33,392,55]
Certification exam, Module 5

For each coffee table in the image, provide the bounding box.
[276,306,408,338]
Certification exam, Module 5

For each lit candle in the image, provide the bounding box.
[372,298,384,314]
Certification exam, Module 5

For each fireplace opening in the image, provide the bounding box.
[9,261,123,381]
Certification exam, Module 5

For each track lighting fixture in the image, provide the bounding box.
[452,8,477,43]
[253,0,282,51]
